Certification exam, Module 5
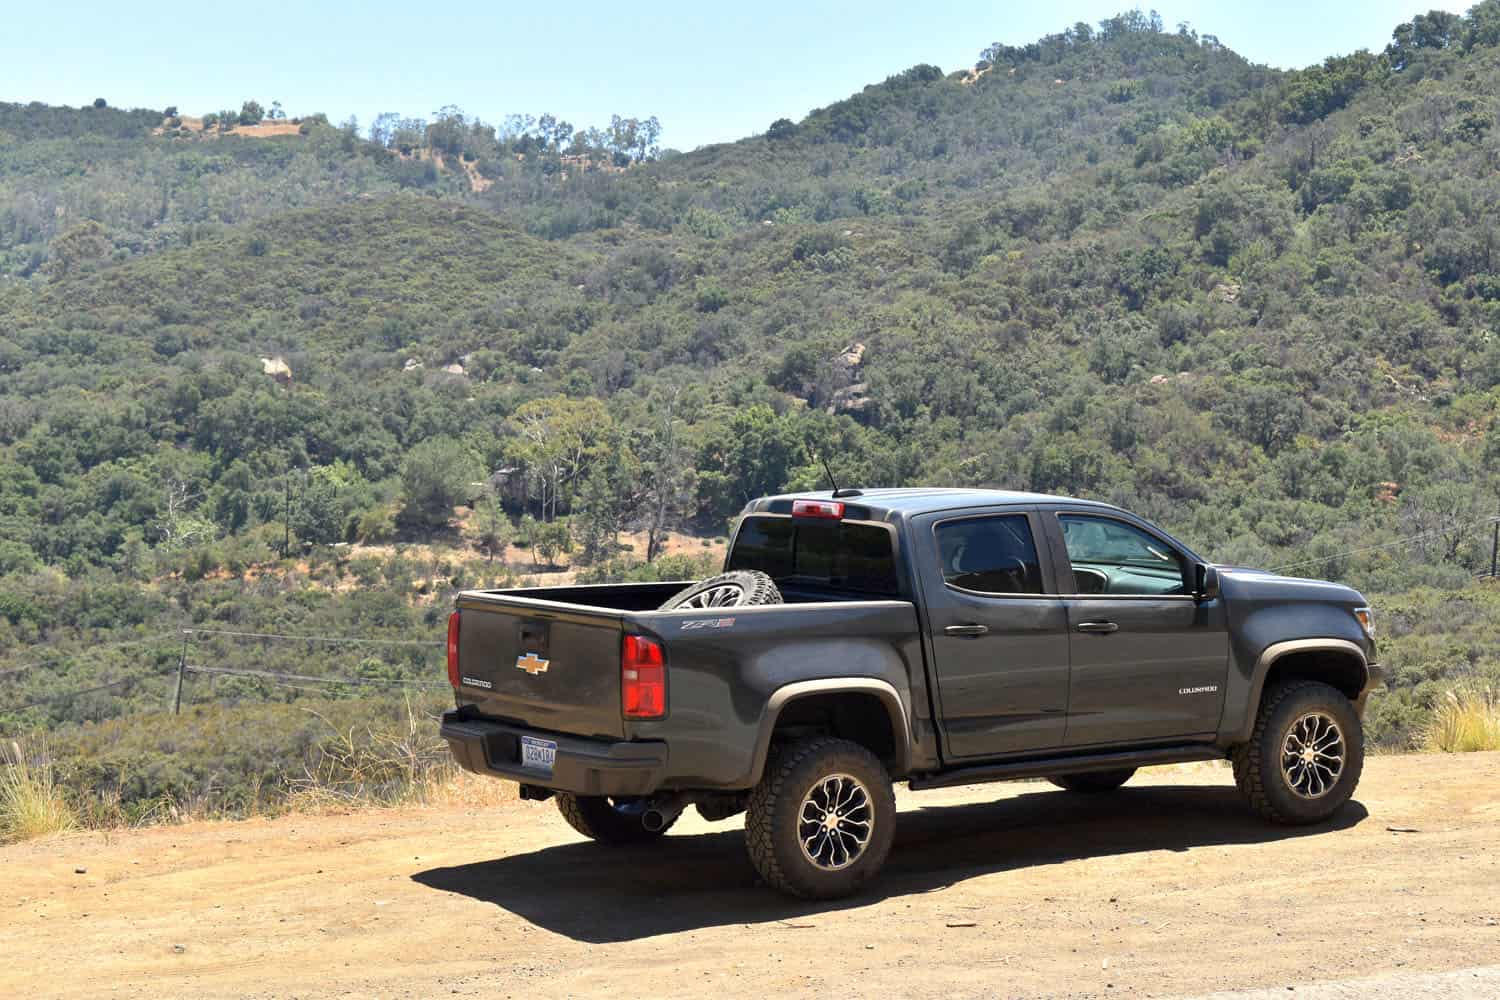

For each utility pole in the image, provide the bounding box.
[1490,517,1499,579]
[172,630,190,715]
[283,474,292,558]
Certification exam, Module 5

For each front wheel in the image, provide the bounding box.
[556,793,673,844]
[1233,680,1364,824]
[745,737,896,899]
[1048,768,1136,793]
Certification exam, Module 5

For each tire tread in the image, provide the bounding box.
[659,570,782,611]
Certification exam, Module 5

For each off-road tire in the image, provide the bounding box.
[1048,768,1136,793]
[745,736,896,900]
[555,794,674,844]
[1232,680,1364,825]
[659,570,783,611]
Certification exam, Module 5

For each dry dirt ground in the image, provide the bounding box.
[3,753,1499,999]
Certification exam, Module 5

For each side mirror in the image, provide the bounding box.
[1195,563,1220,602]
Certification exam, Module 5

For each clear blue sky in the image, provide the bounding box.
[1,1,1470,150]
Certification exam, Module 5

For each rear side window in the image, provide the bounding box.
[936,515,1045,595]
[728,516,898,595]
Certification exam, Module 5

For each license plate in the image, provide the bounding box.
[519,736,556,774]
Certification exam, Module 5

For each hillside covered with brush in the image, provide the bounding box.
[3,7,1500,768]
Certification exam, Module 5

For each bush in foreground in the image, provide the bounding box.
[1422,688,1500,753]
[1,739,77,842]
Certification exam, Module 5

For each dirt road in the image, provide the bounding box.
[4,753,1499,999]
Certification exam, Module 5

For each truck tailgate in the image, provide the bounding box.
[454,594,626,740]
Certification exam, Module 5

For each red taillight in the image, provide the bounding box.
[622,634,665,719]
[792,498,844,519]
[446,611,461,688]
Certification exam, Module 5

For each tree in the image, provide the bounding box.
[92,98,107,109]
[427,105,467,155]
[537,113,573,151]
[399,437,480,530]
[696,404,806,522]
[370,112,400,149]
[606,114,662,163]
[269,100,285,120]
[290,467,345,545]
[532,518,573,568]
[510,396,611,520]
[572,425,644,565]
[1388,10,1463,68]
[766,118,798,140]
[471,484,513,563]
[43,221,111,278]
[392,117,426,153]
[151,476,215,549]
[634,389,696,562]
[518,513,540,567]
[239,100,264,125]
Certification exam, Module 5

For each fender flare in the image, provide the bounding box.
[745,678,913,785]
[1229,638,1370,744]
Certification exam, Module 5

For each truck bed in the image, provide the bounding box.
[449,581,923,786]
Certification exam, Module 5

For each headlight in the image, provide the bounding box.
[1353,607,1375,638]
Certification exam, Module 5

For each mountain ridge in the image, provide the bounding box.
[1,8,1498,752]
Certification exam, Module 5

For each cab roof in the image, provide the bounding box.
[747,487,1120,520]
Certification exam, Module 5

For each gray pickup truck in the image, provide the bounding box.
[441,488,1380,898]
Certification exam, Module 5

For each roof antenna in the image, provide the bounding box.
[819,453,861,499]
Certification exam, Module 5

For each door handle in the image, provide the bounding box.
[944,624,990,637]
[1076,620,1119,634]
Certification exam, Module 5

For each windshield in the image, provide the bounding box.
[727,515,899,596]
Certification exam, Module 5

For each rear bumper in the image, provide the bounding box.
[440,710,668,797]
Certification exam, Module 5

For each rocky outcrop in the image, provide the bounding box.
[260,356,292,385]
[826,342,870,415]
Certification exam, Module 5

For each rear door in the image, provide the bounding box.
[913,509,1071,758]
[1039,509,1228,746]
[454,596,626,740]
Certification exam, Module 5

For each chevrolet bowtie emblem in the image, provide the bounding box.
[516,652,550,676]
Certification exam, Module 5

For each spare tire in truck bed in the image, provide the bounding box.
[659,570,783,611]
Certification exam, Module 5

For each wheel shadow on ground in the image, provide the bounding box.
[411,784,1367,943]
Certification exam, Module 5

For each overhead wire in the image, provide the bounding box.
[1,667,175,713]
[184,664,448,690]
[0,632,182,680]
[182,627,441,648]
[1269,515,1500,574]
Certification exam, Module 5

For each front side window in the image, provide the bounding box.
[1058,514,1188,596]
[936,515,1045,595]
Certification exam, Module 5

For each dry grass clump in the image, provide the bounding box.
[1422,688,1500,753]
[286,696,513,812]
[1,739,78,842]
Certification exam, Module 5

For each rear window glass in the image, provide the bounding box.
[728,516,899,595]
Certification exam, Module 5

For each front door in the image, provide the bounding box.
[917,510,1071,759]
[1041,510,1228,747]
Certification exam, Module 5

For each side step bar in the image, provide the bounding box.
[908,744,1225,791]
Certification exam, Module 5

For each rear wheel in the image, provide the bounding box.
[555,794,674,844]
[745,737,896,899]
[1233,680,1363,824]
[1048,768,1136,793]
